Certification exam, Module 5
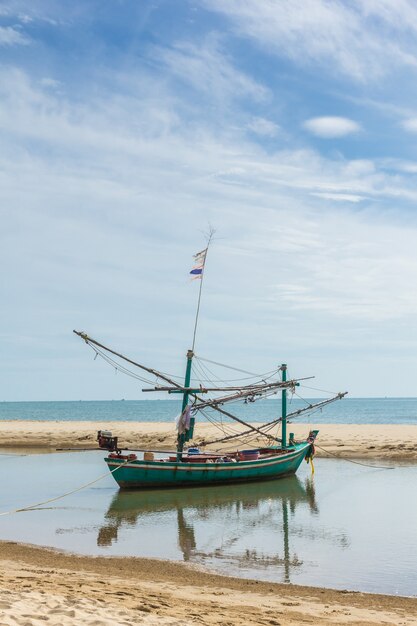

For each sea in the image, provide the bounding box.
[0,397,417,424]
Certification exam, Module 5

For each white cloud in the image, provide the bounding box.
[40,77,62,89]
[1,68,415,288]
[0,25,29,46]
[379,158,417,174]
[303,116,361,138]
[396,162,417,173]
[401,117,417,132]
[18,14,33,24]
[311,192,364,203]
[2,65,417,397]
[267,212,417,323]
[205,0,417,81]
[247,116,279,137]
[153,37,269,103]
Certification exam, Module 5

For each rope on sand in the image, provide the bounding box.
[315,444,395,470]
[0,459,130,517]
[0,453,27,457]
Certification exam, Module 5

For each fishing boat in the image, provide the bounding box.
[74,236,346,489]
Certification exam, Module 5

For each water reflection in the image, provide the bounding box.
[97,476,332,583]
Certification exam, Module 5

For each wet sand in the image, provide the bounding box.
[1,422,417,624]
[1,541,416,626]
[1,421,417,460]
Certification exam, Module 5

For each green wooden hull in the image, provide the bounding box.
[105,442,311,489]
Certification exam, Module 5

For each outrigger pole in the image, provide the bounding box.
[200,392,348,447]
[73,331,284,443]
[72,331,185,391]
[73,330,346,453]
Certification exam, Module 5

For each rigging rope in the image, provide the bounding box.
[298,383,342,396]
[193,358,221,387]
[193,357,278,392]
[197,403,246,439]
[89,344,157,386]
[78,332,341,447]
[196,355,279,379]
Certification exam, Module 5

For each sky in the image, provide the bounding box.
[1,0,417,400]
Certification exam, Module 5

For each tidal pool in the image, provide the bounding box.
[1,451,416,596]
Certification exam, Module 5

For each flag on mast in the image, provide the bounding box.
[190,248,207,279]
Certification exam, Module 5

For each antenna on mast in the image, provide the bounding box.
[191,225,215,352]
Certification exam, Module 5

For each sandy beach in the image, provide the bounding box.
[1,541,416,626]
[1,420,417,460]
[1,422,417,624]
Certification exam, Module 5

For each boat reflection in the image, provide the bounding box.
[97,476,335,583]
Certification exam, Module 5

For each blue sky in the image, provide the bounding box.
[1,0,417,400]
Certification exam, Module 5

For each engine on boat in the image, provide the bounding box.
[97,430,119,452]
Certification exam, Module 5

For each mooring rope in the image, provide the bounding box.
[0,459,130,517]
[0,453,27,458]
[315,443,395,470]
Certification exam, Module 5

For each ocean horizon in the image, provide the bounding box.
[1,397,416,424]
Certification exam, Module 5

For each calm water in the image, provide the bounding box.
[1,397,417,423]
[0,451,416,596]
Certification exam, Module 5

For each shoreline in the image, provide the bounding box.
[1,421,417,460]
[2,426,417,623]
[0,541,416,625]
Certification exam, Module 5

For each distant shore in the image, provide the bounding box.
[1,421,417,460]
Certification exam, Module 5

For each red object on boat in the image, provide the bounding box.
[108,453,137,461]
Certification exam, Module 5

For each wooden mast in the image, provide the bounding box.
[176,350,194,460]
[177,229,215,459]
[281,364,287,449]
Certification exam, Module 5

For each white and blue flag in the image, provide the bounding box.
[190,248,207,279]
